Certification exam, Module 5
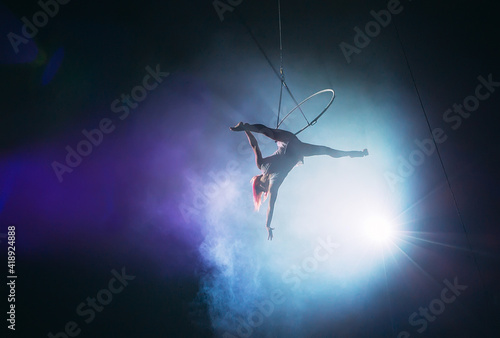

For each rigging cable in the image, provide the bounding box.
[392,17,486,292]
[237,3,310,129]
[276,0,284,128]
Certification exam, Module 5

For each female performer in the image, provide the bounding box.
[230,122,368,240]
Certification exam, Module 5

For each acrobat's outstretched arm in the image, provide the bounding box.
[266,184,279,240]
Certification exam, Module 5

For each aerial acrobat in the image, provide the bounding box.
[230,1,369,240]
[230,122,369,241]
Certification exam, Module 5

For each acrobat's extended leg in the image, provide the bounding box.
[299,142,368,158]
[245,131,263,169]
[230,122,295,143]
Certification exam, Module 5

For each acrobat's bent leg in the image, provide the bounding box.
[245,131,263,169]
[231,122,295,143]
[300,142,368,158]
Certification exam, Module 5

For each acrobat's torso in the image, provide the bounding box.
[260,140,304,185]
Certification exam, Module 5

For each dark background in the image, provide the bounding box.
[1,0,499,337]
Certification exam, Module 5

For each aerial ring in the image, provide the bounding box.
[277,89,335,135]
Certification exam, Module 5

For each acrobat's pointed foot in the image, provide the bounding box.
[349,149,369,158]
[230,122,246,131]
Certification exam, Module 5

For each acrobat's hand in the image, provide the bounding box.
[267,227,275,241]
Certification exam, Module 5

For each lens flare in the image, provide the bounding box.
[364,216,395,243]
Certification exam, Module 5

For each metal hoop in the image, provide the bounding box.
[277,89,335,135]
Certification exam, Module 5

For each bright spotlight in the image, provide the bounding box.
[364,217,395,243]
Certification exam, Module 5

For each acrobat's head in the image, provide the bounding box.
[250,174,269,211]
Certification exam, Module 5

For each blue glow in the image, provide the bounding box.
[42,47,64,85]
[191,112,410,335]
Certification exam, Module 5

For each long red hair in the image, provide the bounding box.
[251,175,268,211]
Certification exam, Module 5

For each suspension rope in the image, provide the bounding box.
[276,0,284,128]
[275,0,310,127]
[237,9,310,128]
[393,18,485,291]
[277,78,284,128]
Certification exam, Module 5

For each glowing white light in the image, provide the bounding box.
[364,217,395,243]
